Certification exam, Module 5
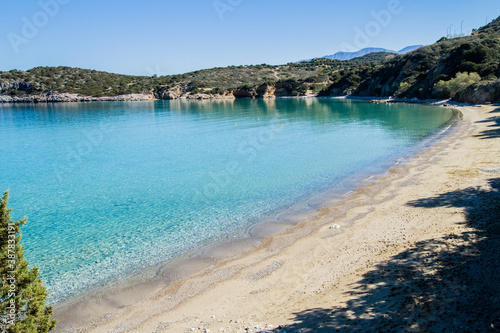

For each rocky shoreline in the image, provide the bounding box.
[0,92,156,103]
[0,91,469,105]
[0,83,304,103]
[1,89,496,106]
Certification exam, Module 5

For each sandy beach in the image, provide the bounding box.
[54,104,500,333]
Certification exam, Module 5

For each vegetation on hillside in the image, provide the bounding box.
[0,67,155,97]
[0,59,369,98]
[350,52,397,62]
[433,72,482,99]
[1,16,499,103]
[351,16,500,100]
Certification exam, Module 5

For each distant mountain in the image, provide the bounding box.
[396,45,423,54]
[323,47,396,61]
[318,45,423,61]
[350,52,397,62]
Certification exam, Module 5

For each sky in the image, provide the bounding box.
[1,0,499,76]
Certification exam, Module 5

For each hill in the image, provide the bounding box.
[349,16,500,102]
[314,45,423,61]
[351,52,397,62]
[0,67,155,97]
[397,45,424,54]
[322,47,397,61]
[0,59,377,100]
[0,17,499,104]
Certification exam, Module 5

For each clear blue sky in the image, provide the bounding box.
[1,0,498,76]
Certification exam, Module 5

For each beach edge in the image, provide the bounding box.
[53,103,499,333]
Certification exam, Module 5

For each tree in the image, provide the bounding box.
[0,191,56,332]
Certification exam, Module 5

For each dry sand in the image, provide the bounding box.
[54,105,500,333]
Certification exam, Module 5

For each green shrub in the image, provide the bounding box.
[0,191,56,332]
[189,88,203,94]
[207,87,225,95]
[396,81,412,97]
[433,72,481,98]
[311,84,327,93]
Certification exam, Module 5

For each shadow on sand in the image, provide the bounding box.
[475,106,500,139]
[266,108,500,333]
[267,179,500,333]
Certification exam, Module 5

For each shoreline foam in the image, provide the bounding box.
[50,103,498,332]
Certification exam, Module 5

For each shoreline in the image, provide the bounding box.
[31,99,454,307]
[51,104,458,313]
[0,92,156,103]
[0,92,474,107]
[51,103,500,332]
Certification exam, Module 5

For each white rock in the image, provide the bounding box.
[330,224,341,229]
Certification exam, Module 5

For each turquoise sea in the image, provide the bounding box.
[0,98,454,303]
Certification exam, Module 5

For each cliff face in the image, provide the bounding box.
[353,49,440,98]
[154,83,294,100]
[456,79,500,104]
[156,85,184,99]
[234,84,278,98]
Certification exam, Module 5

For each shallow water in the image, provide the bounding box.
[0,98,454,303]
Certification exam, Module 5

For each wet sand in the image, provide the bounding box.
[54,105,500,332]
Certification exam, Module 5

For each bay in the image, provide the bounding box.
[0,98,454,303]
